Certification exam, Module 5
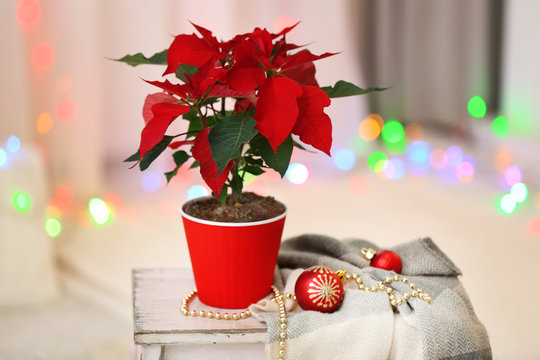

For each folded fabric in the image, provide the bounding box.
[249,234,492,360]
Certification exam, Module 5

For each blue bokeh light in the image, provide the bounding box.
[286,163,310,185]
[187,185,209,200]
[333,149,356,171]
[7,136,21,153]
[0,148,7,168]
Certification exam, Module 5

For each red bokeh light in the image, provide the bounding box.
[16,0,40,30]
[528,217,540,236]
[31,43,55,71]
[56,98,75,120]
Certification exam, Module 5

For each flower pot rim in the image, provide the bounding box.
[180,196,287,227]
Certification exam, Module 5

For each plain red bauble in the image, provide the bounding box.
[370,250,402,273]
[294,266,344,313]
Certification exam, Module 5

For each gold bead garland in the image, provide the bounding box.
[180,271,431,360]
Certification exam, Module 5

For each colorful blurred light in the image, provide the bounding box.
[142,171,163,192]
[381,120,405,144]
[493,147,511,173]
[467,95,487,118]
[358,116,381,141]
[15,0,40,30]
[56,98,75,120]
[286,163,309,185]
[273,15,297,33]
[45,218,62,238]
[382,158,406,180]
[12,191,31,212]
[503,165,522,187]
[348,136,370,156]
[0,148,7,168]
[88,198,111,225]
[430,149,447,170]
[367,151,388,172]
[36,112,54,133]
[499,194,517,215]
[407,141,431,164]
[492,116,509,137]
[333,149,356,171]
[405,123,424,142]
[54,186,74,208]
[31,43,55,71]
[103,192,123,212]
[56,75,73,93]
[456,162,475,183]
[349,176,368,197]
[510,183,528,203]
[7,136,21,153]
[47,205,62,218]
[528,217,540,236]
[187,185,209,200]
[78,211,92,229]
[445,146,463,168]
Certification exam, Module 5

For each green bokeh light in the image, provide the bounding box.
[45,218,62,238]
[368,151,388,172]
[348,136,370,156]
[88,198,111,225]
[491,116,509,137]
[12,191,31,212]
[468,95,487,118]
[498,194,517,215]
[510,182,528,203]
[381,120,405,144]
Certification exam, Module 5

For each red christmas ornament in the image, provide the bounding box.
[294,266,344,313]
[362,248,402,273]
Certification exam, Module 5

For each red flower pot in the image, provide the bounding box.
[180,197,287,309]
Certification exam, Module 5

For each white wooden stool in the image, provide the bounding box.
[132,268,267,360]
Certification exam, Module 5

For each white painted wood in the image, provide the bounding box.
[163,343,265,360]
[140,344,161,360]
[132,268,267,346]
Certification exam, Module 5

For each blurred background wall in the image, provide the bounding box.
[1,0,540,359]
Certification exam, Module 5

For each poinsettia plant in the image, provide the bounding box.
[118,22,384,202]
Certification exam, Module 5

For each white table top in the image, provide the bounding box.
[132,268,267,345]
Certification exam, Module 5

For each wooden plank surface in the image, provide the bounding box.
[133,268,267,345]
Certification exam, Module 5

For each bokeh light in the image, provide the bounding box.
[456,162,475,183]
[142,171,163,192]
[187,185,209,200]
[273,14,297,33]
[54,186,74,208]
[45,218,62,238]
[528,217,540,236]
[56,98,75,120]
[499,194,517,215]
[333,149,356,171]
[407,141,431,164]
[15,0,40,30]
[467,95,487,118]
[367,151,388,173]
[348,136,370,156]
[103,192,123,212]
[7,136,21,153]
[47,205,62,218]
[493,147,511,173]
[0,148,7,168]
[503,165,522,187]
[445,146,463,168]
[492,116,509,137]
[358,116,381,141]
[88,198,111,225]
[36,112,54,133]
[31,43,55,71]
[510,183,528,203]
[56,75,73,93]
[382,158,406,180]
[12,191,31,212]
[381,120,405,144]
[405,123,424,142]
[349,176,368,197]
[430,149,447,170]
[78,211,92,229]
[286,163,309,185]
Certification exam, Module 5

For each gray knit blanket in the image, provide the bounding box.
[249,234,492,360]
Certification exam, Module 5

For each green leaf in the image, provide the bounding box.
[164,150,190,183]
[175,63,199,82]
[186,111,216,138]
[230,171,244,196]
[245,157,264,167]
[320,80,388,98]
[139,135,174,171]
[208,115,258,173]
[243,165,265,175]
[189,161,200,169]
[218,186,228,204]
[124,150,140,162]
[249,134,293,178]
[113,50,167,67]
